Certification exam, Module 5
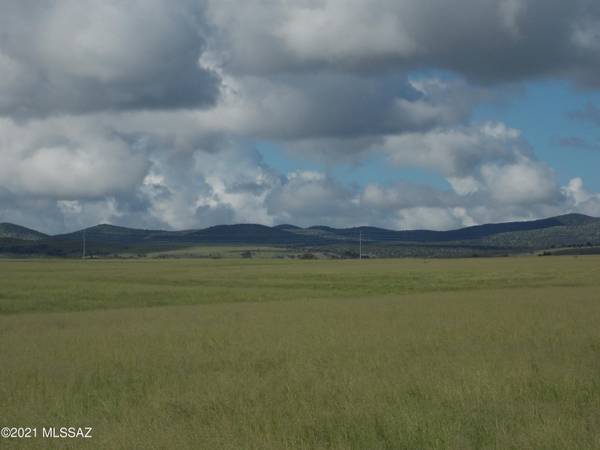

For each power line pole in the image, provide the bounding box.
[359,230,362,260]
[82,229,86,259]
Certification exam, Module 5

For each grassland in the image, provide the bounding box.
[1,257,600,449]
[144,244,297,259]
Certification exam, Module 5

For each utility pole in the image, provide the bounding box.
[82,229,86,259]
[359,231,362,260]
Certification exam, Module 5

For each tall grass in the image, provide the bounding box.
[1,257,599,314]
[1,257,600,448]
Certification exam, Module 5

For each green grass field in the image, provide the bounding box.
[144,244,296,259]
[2,257,600,449]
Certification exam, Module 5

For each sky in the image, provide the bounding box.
[1,0,600,233]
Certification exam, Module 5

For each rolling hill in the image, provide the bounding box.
[1,213,599,258]
[0,223,48,241]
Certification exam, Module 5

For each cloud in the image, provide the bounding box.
[265,171,360,227]
[479,159,561,205]
[1,133,596,234]
[0,0,220,118]
[0,118,150,199]
[562,178,600,217]
[374,122,576,220]
[382,123,528,177]
[395,207,473,231]
[557,136,600,151]
[569,103,600,126]
[187,73,482,146]
[205,0,600,86]
[2,0,600,233]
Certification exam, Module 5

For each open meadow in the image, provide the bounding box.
[1,256,600,449]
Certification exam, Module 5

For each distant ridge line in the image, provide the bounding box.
[1,213,597,244]
[2,213,599,258]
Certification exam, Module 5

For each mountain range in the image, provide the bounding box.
[1,213,599,258]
